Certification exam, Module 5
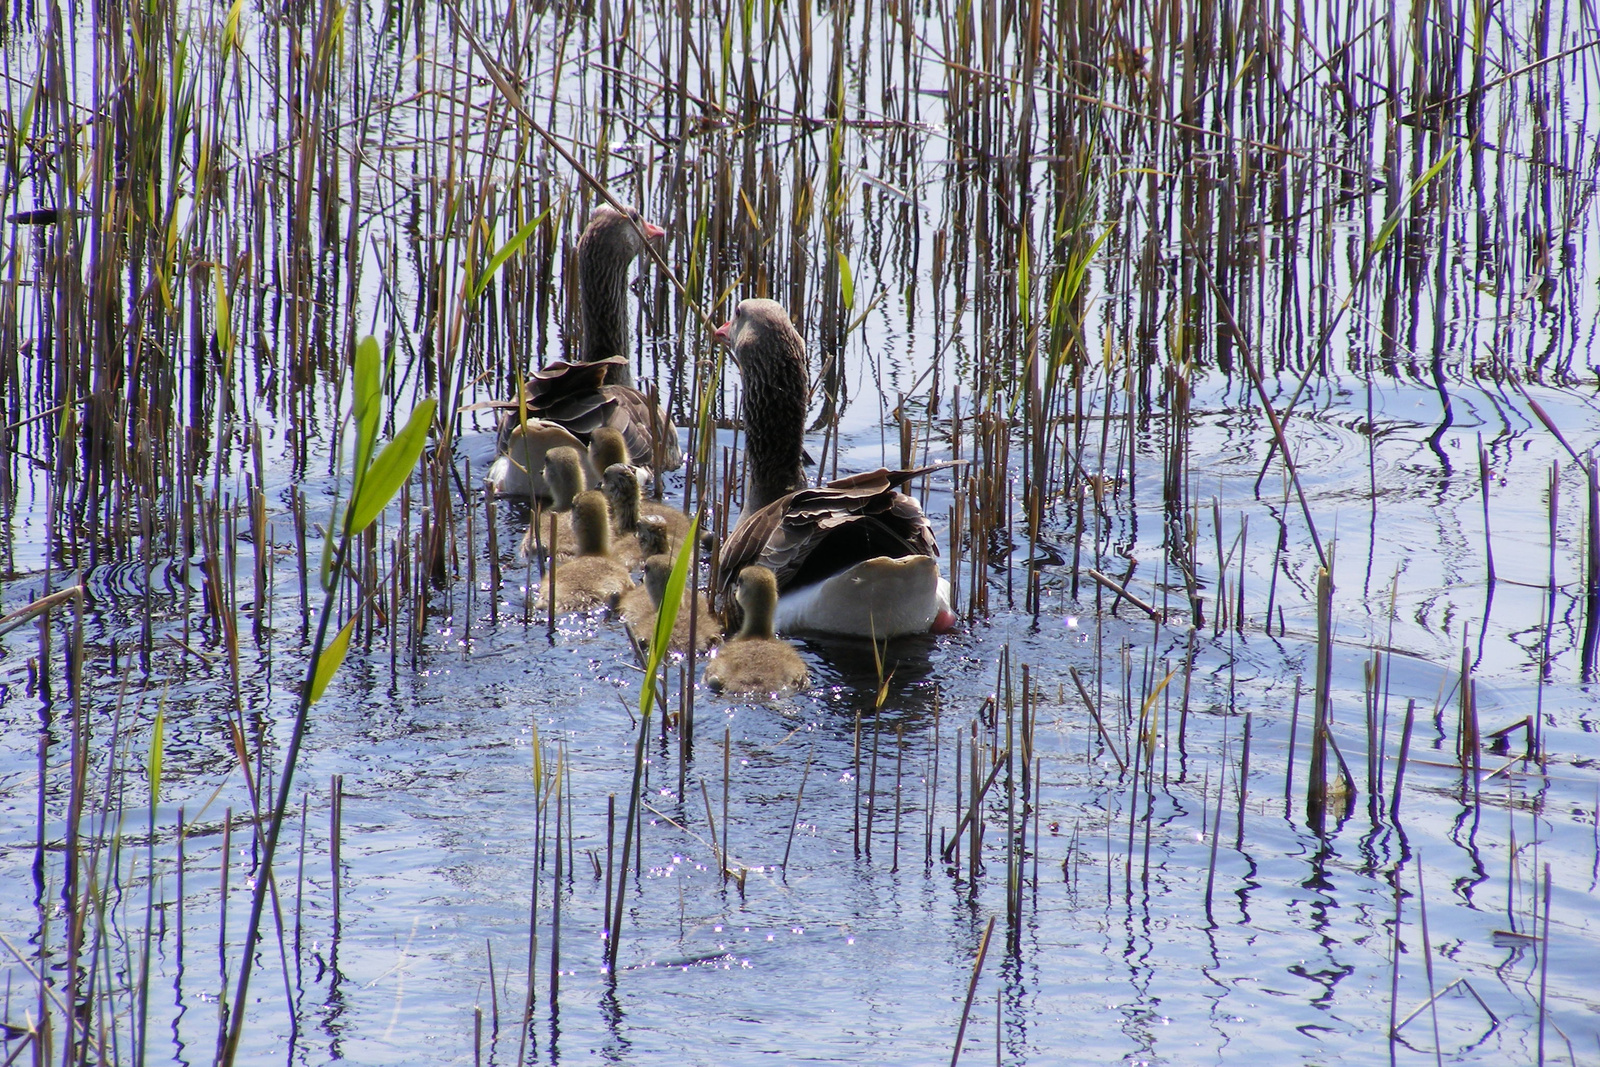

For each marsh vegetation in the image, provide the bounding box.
[2,0,1599,1062]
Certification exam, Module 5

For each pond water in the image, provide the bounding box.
[2,0,1599,1064]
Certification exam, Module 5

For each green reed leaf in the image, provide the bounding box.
[345,397,436,537]
[640,512,700,719]
[310,616,356,705]
[352,336,381,489]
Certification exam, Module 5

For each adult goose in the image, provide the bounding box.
[487,205,682,499]
[532,490,635,613]
[703,566,809,695]
[713,298,958,638]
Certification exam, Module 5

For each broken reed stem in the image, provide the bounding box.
[701,779,721,876]
[1284,675,1302,808]
[722,728,731,884]
[1388,878,1403,1050]
[1417,859,1444,1067]
[1235,712,1251,850]
[782,748,814,873]
[330,774,344,934]
[550,756,562,1012]
[853,711,863,857]
[1307,566,1334,832]
[1537,862,1551,1066]
[546,511,557,638]
[1203,764,1224,924]
[892,728,904,873]
[949,915,996,1067]
[866,715,881,859]
[1392,699,1416,821]
[1069,666,1125,772]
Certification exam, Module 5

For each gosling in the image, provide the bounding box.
[532,490,634,613]
[600,462,707,561]
[518,445,587,562]
[615,554,720,654]
[588,426,630,478]
[703,566,809,695]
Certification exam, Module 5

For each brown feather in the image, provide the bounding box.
[494,357,682,471]
[717,466,956,626]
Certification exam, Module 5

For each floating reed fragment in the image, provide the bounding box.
[949,915,996,1067]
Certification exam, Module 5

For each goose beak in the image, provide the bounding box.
[713,321,732,344]
[641,219,666,241]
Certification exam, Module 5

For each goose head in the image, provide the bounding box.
[713,299,809,515]
[578,205,665,385]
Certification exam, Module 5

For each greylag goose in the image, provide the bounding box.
[532,490,634,613]
[714,298,957,638]
[614,554,721,654]
[703,566,809,694]
[487,205,683,499]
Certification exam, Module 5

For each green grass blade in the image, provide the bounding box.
[640,513,700,718]
[470,206,552,305]
[1370,145,1459,256]
[352,336,381,488]
[836,250,855,312]
[147,693,165,808]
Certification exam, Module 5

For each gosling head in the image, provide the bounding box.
[735,565,780,640]
[601,462,642,531]
[543,446,586,511]
[570,490,612,558]
[636,514,671,557]
[588,426,630,474]
[642,554,674,609]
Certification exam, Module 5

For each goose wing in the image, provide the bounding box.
[494,357,681,469]
[718,467,947,602]
[599,385,683,471]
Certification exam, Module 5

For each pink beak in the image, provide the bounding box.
[641,219,666,240]
[713,321,732,343]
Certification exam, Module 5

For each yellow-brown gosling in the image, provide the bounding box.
[518,446,586,562]
[588,426,630,479]
[600,461,705,556]
[615,554,720,654]
[532,490,634,614]
[635,515,671,559]
[703,566,809,695]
